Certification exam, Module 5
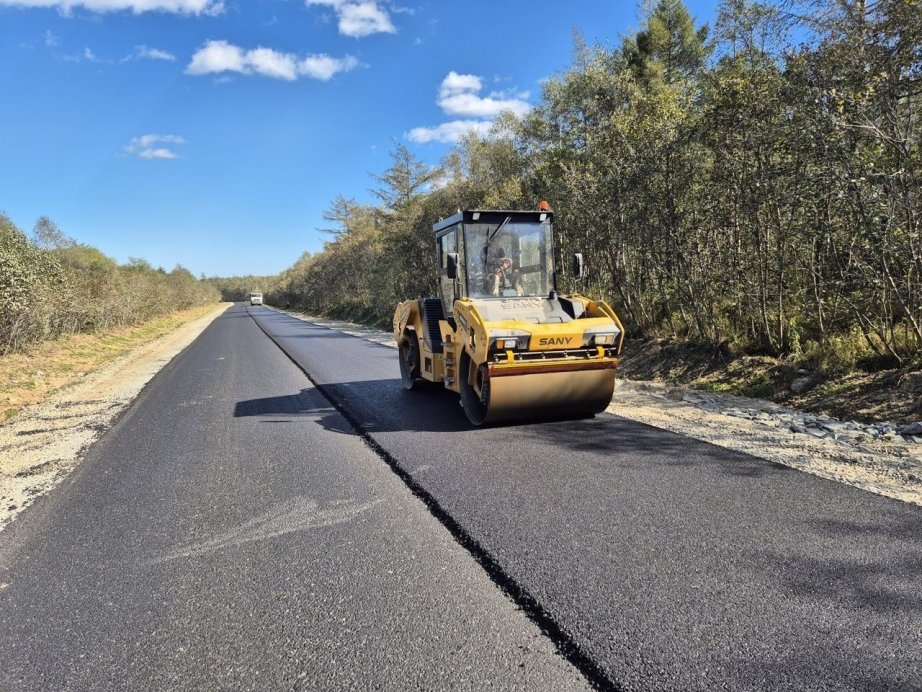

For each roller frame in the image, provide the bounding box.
[393,295,623,426]
[392,208,625,426]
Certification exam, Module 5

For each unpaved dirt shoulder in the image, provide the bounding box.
[276,308,921,507]
[0,304,229,532]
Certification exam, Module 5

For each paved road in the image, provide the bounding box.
[246,306,922,692]
[0,304,587,691]
[2,304,921,691]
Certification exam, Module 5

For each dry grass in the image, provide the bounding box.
[0,304,222,422]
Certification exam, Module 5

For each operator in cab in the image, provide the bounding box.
[492,255,524,296]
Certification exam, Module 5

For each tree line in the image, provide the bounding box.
[262,0,919,372]
[203,275,276,303]
[0,213,220,354]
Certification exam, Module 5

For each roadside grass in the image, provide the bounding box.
[0,304,222,422]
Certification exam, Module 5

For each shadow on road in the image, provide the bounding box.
[518,414,797,478]
[234,377,806,484]
[235,378,631,436]
[234,382,471,434]
[730,522,922,690]
[754,515,922,614]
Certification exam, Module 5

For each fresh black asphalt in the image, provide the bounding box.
[1,303,920,691]
[247,306,922,692]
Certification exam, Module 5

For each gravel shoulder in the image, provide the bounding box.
[0,304,229,531]
[278,308,922,507]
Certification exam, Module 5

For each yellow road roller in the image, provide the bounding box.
[393,205,625,425]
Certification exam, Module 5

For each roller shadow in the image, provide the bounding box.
[233,381,471,434]
[232,375,608,436]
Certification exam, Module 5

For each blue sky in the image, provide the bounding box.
[1,0,718,277]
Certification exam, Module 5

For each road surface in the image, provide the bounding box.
[1,303,920,691]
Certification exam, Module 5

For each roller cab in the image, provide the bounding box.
[393,207,624,426]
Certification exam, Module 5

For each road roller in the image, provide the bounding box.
[393,204,625,425]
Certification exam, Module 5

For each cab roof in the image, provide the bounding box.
[432,209,553,235]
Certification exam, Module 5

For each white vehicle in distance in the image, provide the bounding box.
[249,292,263,306]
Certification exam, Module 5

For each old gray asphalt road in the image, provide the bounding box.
[0,304,589,691]
[246,307,922,692]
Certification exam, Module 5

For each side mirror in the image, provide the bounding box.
[447,252,459,279]
[572,253,585,280]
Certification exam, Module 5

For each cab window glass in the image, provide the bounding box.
[439,229,457,269]
[464,221,551,297]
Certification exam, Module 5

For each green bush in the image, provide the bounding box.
[0,213,220,354]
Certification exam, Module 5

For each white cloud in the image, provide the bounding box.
[337,1,394,37]
[438,92,532,118]
[439,71,481,98]
[185,39,245,75]
[406,120,492,144]
[0,0,223,14]
[136,134,184,147]
[307,0,396,38]
[140,147,179,159]
[56,45,118,64]
[186,40,359,81]
[61,46,112,63]
[407,71,532,146]
[299,53,358,80]
[124,134,185,160]
[43,30,58,47]
[436,71,530,118]
[247,47,298,80]
[124,45,176,62]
